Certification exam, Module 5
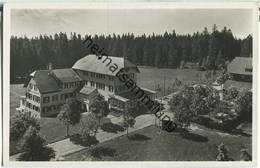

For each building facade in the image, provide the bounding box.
[17,55,156,117]
[17,69,83,118]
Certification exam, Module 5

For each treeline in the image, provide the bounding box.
[10,24,252,83]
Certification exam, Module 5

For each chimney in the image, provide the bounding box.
[47,62,53,70]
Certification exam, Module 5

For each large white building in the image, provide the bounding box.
[17,55,156,118]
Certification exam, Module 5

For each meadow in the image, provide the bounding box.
[64,125,252,161]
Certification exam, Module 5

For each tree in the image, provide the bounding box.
[19,126,55,161]
[10,113,40,141]
[216,143,230,161]
[89,94,109,126]
[72,113,99,147]
[216,50,225,69]
[169,90,194,128]
[235,90,252,122]
[223,87,239,101]
[10,28,249,82]
[123,106,136,137]
[207,24,219,70]
[216,73,231,85]
[80,113,99,137]
[240,35,252,57]
[57,100,82,137]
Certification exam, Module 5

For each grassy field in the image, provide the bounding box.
[136,66,212,96]
[10,84,26,116]
[64,125,252,161]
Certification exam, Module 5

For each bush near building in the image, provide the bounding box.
[170,83,252,132]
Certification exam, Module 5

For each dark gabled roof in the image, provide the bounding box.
[227,57,252,75]
[72,54,140,76]
[52,68,82,83]
[32,70,61,93]
[30,68,83,94]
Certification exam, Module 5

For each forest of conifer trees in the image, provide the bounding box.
[10,24,252,83]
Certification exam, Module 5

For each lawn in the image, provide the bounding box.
[10,84,26,116]
[64,125,252,161]
[136,66,216,96]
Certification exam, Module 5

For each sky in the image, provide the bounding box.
[11,9,253,39]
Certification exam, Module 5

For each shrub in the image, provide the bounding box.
[10,113,40,141]
[224,87,239,101]
[70,134,99,147]
[101,122,125,133]
[235,90,252,122]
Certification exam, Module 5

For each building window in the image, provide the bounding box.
[29,83,33,89]
[91,72,95,77]
[96,82,105,90]
[43,96,50,103]
[28,103,32,109]
[83,71,88,76]
[109,85,114,92]
[33,85,38,91]
[52,95,58,101]
[69,82,73,88]
[64,83,68,89]
[245,68,252,72]
[36,96,40,103]
[60,94,64,100]
[90,81,95,87]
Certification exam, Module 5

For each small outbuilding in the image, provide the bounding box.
[227,57,252,82]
